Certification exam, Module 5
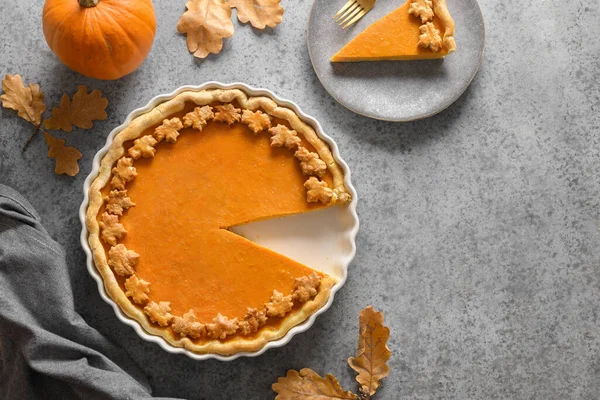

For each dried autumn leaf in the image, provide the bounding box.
[43,85,108,132]
[229,0,284,29]
[348,306,391,398]
[43,132,82,176]
[1,74,46,126]
[177,0,234,59]
[273,368,358,400]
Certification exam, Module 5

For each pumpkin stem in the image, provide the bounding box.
[79,0,99,7]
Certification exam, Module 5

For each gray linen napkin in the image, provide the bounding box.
[0,184,177,400]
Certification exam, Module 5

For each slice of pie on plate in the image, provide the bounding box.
[331,0,456,62]
[85,88,353,356]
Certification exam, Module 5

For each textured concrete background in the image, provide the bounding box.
[1,0,600,398]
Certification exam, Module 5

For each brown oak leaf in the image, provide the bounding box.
[0,74,46,126]
[43,85,108,132]
[124,275,150,305]
[348,306,391,398]
[241,109,271,133]
[272,368,359,400]
[177,0,235,59]
[128,135,158,159]
[111,157,137,190]
[304,177,334,204]
[43,132,82,176]
[99,212,127,246]
[154,118,183,143]
[229,0,284,30]
[214,104,242,125]
[269,124,301,149]
[107,244,139,276]
[183,105,214,131]
[144,301,174,327]
[104,189,136,216]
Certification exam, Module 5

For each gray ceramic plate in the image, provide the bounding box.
[307,0,486,121]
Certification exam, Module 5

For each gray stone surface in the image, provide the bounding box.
[1,0,599,398]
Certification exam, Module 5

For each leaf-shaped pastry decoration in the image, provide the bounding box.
[177,0,235,59]
[43,132,82,176]
[272,368,359,400]
[43,85,108,132]
[228,0,284,29]
[348,306,391,398]
[1,74,46,126]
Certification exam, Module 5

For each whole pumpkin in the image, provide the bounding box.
[42,0,157,80]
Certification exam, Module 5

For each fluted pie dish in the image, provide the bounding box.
[80,83,358,360]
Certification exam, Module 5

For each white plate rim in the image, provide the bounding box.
[78,82,359,361]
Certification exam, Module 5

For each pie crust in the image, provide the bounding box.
[85,89,350,355]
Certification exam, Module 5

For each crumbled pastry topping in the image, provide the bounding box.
[238,307,268,336]
[295,147,327,177]
[108,244,139,276]
[214,104,242,125]
[334,188,352,204]
[111,157,137,190]
[292,273,321,303]
[269,124,302,149]
[144,301,173,327]
[183,106,214,131]
[154,117,184,143]
[172,310,206,339]
[241,109,272,134]
[124,275,150,305]
[206,313,239,339]
[408,0,434,23]
[304,177,335,204]
[99,212,127,246]
[128,135,158,160]
[265,290,294,318]
[418,22,443,52]
[104,189,135,216]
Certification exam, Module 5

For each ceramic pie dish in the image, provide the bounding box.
[79,82,359,361]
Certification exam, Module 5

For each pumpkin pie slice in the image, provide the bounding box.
[331,0,456,62]
[85,89,352,356]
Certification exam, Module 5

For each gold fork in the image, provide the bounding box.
[333,0,376,29]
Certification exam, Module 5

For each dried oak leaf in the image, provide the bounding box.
[408,0,434,23]
[348,306,391,398]
[128,135,158,159]
[183,105,214,131]
[111,157,137,190]
[206,313,239,339]
[418,22,443,52]
[1,74,46,126]
[214,104,242,125]
[304,177,334,205]
[172,310,206,339]
[124,275,150,305]
[99,212,127,246]
[272,368,358,400]
[269,124,301,149]
[228,0,284,30]
[43,132,82,176]
[295,146,327,178]
[266,290,294,317]
[104,189,136,216]
[43,85,108,132]
[177,0,234,59]
[108,244,139,276]
[241,109,271,133]
[154,118,183,143]
[144,301,174,327]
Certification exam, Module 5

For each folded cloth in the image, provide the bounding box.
[0,184,176,400]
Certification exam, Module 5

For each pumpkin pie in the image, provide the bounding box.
[85,88,352,355]
[331,0,456,62]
